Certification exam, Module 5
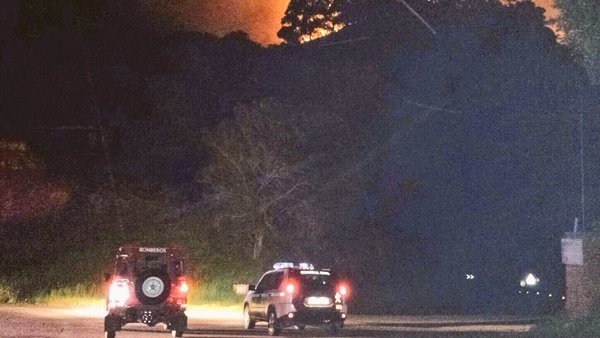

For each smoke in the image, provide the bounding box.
[145,0,289,45]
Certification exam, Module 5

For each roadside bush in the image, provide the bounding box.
[0,182,271,306]
[188,278,243,306]
[0,280,17,303]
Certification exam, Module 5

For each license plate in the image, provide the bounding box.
[305,297,331,306]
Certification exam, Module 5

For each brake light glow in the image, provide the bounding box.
[286,283,295,294]
[338,283,349,297]
[179,280,189,293]
[108,279,129,308]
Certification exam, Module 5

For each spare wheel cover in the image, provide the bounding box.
[142,276,165,298]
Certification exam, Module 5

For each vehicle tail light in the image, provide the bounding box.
[179,280,189,293]
[171,278,189,298]
[286,281,296,294]
[108,279,129,308]
[338,283,349,297]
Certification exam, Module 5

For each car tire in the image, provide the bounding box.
[267,310,281,336]
[168,313,187,336]
[243,305,255,329]
[325,322,341,335]
[104,314,120,336]
[135,269,171,305]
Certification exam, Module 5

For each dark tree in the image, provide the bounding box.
[555,0,600,83]
[278,0,343,44]
[199,100,320,261]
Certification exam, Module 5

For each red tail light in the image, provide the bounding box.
[338,283,349,297]
[171,278,189,297]
[285,279,297,294]
[179,280,189,293]
[108,279,130,308]
[170,278,189,309]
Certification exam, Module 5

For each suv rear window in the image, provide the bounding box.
[135,254,167,274]
[293,271,337,292]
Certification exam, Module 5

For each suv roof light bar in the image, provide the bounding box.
[273,262,294,269]
[298,262,314,270]
[273,262,315,270]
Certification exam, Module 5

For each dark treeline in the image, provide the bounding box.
[0,0,597,313]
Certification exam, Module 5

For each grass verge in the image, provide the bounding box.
[187,278,245,306]
[2,279,245,308]
[32,283,104,307]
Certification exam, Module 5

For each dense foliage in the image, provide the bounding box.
[555,0,600,84]
[0,0,596,313]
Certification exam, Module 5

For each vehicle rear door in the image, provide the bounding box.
[264,271,284,312]
[249,273,269,318]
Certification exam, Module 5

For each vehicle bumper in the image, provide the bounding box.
[279,307,346,327]
[107,304,186,327]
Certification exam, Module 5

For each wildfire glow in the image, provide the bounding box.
[532,0,559,22]
[299,22,345,44]
[147,0,561,45]
[504,0,562,37]
[533,0,562,39]
[145,0,289,45]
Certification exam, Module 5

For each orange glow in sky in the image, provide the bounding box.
[163,0,560,45]
[165,0,288,45]
[533,0,559,21]
[532,0,561,37]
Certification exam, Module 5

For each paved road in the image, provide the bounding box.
[0,305,537,337]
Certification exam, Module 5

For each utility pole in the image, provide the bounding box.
[579,95,585,232]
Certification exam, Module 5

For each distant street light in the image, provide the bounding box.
[520,273,539,287]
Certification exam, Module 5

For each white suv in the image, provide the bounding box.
[243,263,349,336]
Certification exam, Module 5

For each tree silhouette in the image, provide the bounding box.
[278,0,343,44]
[198,100,318,260]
